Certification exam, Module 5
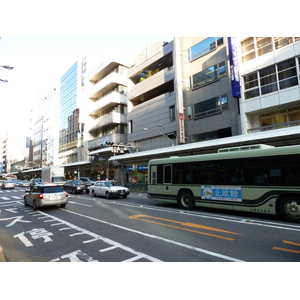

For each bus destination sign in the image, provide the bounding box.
[201,186,242,202]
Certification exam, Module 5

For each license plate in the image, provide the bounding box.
[50,195,61,200]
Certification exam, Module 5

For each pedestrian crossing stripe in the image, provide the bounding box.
[1,196,22,200]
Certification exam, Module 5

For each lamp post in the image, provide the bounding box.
[143,124,174,146]
[0,65,14,70]
[0,65,13,83]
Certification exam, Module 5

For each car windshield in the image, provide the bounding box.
[43,187,64,193]
[73,181,83,185]
[104,181,121,187]
[88,178,96,181]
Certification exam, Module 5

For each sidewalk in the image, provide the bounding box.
[0,246,6,262]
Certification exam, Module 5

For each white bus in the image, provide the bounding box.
[147,144,300,223]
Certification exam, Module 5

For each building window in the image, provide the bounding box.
[128,120,133,134]
[187,106,193,120]
[243,58,299,100]
[259,106,300,129]
[256,37,273,57]
[277,58,298,89]
[193,95,228,119]
[191,62,226,89]
[187,37,224,61]
[241,37,300,63]
[274,37,293,50]
[241,38,255,63]
[260,65,277,95]
[169,105,176,122]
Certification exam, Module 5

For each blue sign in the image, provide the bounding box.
[201,186,242,202]
[228,37,241,98]
[137,165,148,170]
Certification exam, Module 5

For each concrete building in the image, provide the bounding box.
[13,37,300,189]
[238,37,300,137]
[85,60,132,183]
[109,37,300,187]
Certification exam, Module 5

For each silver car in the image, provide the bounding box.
[1,181,15,189]
[24,184,68,210]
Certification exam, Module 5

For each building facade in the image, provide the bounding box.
[7,37,300,189]
[85,60,132,182]
[239,37,300,136]
[58,58,88,166]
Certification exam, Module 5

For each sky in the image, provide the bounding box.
[0,37,173,139]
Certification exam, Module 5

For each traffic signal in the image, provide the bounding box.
[102,141,114,147]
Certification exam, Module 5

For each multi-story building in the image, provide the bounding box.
[14,37,300,188]
[109,37,300,186]
[86,60,132,181]
[58,58,89,167]
[238,37,300,142]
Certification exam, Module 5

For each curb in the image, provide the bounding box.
[0,246,6,262]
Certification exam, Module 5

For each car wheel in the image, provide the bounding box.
[92,190,96,197]
[123,195,127,198]
[279,195,300,223]
[60,204,66,208]
[33,200,37,211]
[106,192,111,199]
[178,190,195,210]
[24,197,28,206]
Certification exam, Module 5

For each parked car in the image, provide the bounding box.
[24,184,68,210]
[1,180,15,189]
[30,178,42,187]
[78,177,97,194]
[90,180,130,199]
[63,180,88,194]
[20,180,30,187]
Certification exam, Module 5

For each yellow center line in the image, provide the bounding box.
[130,215,243,241]
[272,247,300,254]
[283,240,300,247]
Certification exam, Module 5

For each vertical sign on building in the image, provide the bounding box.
[178,113,185,144]
[174,37,185,144]
[228,37,241,98]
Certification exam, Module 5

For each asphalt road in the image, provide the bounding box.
[0,187,300,262]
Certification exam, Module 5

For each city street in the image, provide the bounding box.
[0,186,300,262]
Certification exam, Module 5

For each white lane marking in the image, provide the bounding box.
[1,197,10,200]
[63,209,244,262]
[36,210,162,262]
[68,201,92,207]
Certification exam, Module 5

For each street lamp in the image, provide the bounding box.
[0,65,14,70]
[0,65,13,83]
[143,124,174,146]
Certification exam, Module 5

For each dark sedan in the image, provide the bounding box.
[63,180,88,194]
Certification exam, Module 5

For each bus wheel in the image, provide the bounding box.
[279,196,300,223]
[178,190,195,210]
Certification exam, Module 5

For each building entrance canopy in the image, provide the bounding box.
[108,126,300,164]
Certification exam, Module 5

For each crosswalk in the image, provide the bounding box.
[0,189,25,201]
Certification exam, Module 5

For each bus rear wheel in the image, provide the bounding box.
[178,190,195,210]
[279,195,300,223]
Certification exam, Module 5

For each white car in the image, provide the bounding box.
[1,181,15,189]
[90,180,130,199]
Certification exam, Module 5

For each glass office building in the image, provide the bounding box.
[59,59,86,164]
